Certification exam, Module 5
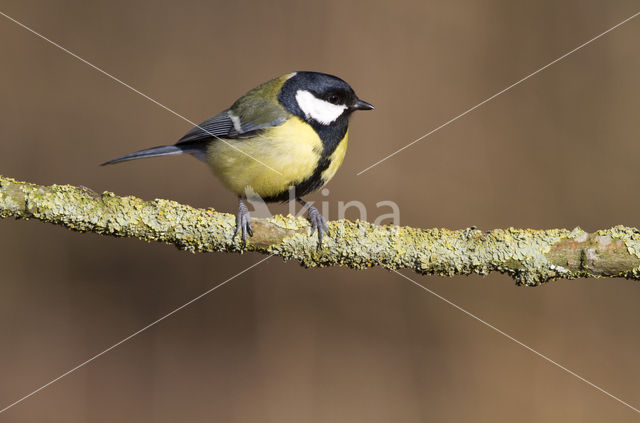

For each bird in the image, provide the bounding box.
[101,71,374,244]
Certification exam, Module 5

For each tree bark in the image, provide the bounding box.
[2,175,640,285]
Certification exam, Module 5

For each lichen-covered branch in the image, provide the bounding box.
[2,175,640,285]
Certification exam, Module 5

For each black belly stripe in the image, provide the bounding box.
[262,118,349,203]
[262,152,332,203]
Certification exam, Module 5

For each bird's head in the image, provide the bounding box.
[279,71,374,126]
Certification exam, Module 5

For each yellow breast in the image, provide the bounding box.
[206,117,324,198]
[321,130,348,186]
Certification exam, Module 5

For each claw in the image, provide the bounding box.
[298,198,329,246]
[234,197,253,244]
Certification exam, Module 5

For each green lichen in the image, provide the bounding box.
[3,174,640,285]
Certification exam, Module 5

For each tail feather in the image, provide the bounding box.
[100,145,184,166]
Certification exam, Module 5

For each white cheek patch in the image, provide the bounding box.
[295,89,347,125]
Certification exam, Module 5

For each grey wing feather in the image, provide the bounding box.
[176,110,235,144]
[234,115,287,135]
[176,97,289,145]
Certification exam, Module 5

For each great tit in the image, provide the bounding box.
[102,71,374,244]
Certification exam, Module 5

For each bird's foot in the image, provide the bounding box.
[233,198,253,243]
[298,199,329,246]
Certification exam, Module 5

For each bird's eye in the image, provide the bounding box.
[328,94,340,105]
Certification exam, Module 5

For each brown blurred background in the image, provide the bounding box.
[1,0,639,421]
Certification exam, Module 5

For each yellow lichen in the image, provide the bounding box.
[3,174,640,285]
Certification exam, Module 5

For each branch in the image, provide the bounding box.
[2,175,640,285]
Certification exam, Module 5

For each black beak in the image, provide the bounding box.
[352,98,375,111]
